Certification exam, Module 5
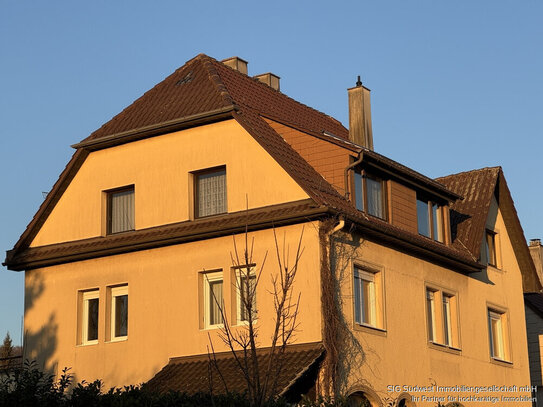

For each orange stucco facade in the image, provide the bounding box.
[18,111,534,405]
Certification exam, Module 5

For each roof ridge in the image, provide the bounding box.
[199,54,236,108]
[209,58,348,136]
[436,166,501,181]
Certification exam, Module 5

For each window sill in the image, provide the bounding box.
[107,337,128,343]
[353,322,387,336]
[490,357,513,367]
[77,341,98,347]
[202,324,224,331]
[428,341,461,355]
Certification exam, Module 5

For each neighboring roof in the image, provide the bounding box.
[525,293,543,318]
[146,342,324,398]
[438,167,541,291]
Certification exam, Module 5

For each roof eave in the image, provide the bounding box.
[72,105,237,151]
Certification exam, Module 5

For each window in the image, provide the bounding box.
[235,266,257,323]
[80,290,99,345]
[195,167,227,218]
[488,309,509,361]
[425,287,459,348]
[354,267,383,329]
[107,186,135,234]
[110,286,128,341]
[354,171,386,220]
[204,271,224,328]
[485,230,497,266]
[417,195,444,242]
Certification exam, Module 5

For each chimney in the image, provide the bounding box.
[221,57,248,75]
[348,76,373,150]
[253,72,280,91]
[529,239,543,287]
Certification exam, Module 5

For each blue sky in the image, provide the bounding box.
[1,1,542,346]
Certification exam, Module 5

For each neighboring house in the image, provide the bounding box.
[524,293,543,405]
[4,54,540,406]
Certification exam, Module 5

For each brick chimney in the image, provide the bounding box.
[529,239,543,287]
[221,57,248,75]
[253,72,280,91]
[348,76,373,150]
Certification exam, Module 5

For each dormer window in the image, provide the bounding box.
[417,195,444,243]
[354,171,387,220]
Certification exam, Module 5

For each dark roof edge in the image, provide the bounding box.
[362,151,463,202]
[169,341,323,364]
[524,293,543,318]
[10,149,89,254]
[5,201,328,271]
[72,105,236,151]
[260,114,360,152]
[335,211,483,273]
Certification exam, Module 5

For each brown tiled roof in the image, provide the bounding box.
[146,342,324,397]
[437,167,541,291]
[437,167,500,258]
[5,200,328,271]
[4,54,480,274]
[84,54,348,143]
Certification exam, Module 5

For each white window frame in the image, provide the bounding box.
[488,309,508,361]
[235,266,257,324]
[426,289,437,343]
[442,294,453,347]
[425,286,459,349]
[204,271,224,329]
[81,290,99,345]
[354,268,378,328]
[110,285,128,342]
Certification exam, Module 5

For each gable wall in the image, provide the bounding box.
[30,120,309,247]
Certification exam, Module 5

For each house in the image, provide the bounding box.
[4,54,540,406]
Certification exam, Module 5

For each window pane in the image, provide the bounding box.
[209,280,223,325]
[362,279,376,326]
[354,273,362,324]
[417,199,430,238]
[240,274,257,321]
[354,172,364,211]
[489,311,504,359]
[443,296,452,346]
[432,203,444,242]
[109,188,134,234]
[366,177,383,219]
[426,291,436,342]
[486,232,496,266]
[115,295,128,337]
[197,169,226,217]
[87,298,99,341]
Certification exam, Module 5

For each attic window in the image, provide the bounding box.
[354,171,387,220]
[106,186,135,234]
[417,195,444,243]
[194,167,227,218]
